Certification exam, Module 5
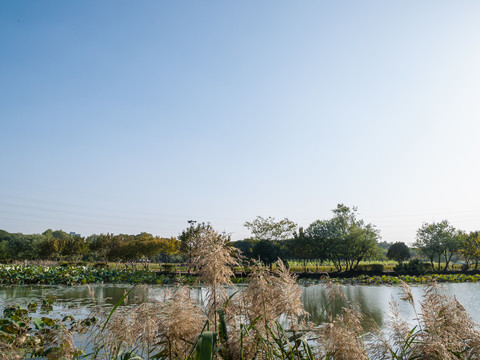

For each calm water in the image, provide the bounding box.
[1,283,480,330]
[302,282,480,329]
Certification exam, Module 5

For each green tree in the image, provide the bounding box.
[152,237,180,262]
[178,222,216,264]
[0,229,10,242]
[0,239,9,262]
[6,233,44,260]
[443,229,463,270]
[459,231,480,270]
[109,234,136,262]
[387,242,411,266]
[233,238,257,259]
[306,204,380,271]
[61,234,89,261]
[0,230,11,261]
[37,235,59,260]
[244,216,297,241]
[415,220,460,271]
[87,233,114,262]
[290,227,318,271]
[251,239,282,266]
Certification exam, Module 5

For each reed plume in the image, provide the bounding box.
[318,305,368,360]
[243,260,306,332]
[190,227,240,330]
[416,282,480,359]
[157,287,206,359]
[369,299,414,360]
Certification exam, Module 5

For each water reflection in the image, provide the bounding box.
[0,284,148,306]
[302,285,384,329]
[303,282,480,330]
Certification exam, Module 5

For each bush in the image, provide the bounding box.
[395,259,428,275]
[93,262,108,269]
[356,264,367,271]
[355,264,384,272]
[370,264,384,272]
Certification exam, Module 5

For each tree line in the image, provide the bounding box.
[234,204,381,270]
[0,229,179,263]
[1,204,479,272]
[233,204,480,272]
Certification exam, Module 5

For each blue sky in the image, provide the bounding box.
[1,1,480,243]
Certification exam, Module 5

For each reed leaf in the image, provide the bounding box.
[193,332,217,360]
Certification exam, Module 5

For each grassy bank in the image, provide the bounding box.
[3,263,480,286]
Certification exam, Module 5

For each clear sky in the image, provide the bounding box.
[1,1,480,243]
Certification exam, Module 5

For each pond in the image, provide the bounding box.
[1,282,480,331]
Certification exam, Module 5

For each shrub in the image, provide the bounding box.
[370,263,384,272]
[355,264,384,272]
[356,264,367,271]
[395,259,427,275]
[162,263,175,273]
[93,262,108,269]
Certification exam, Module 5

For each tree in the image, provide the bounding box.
[233,238,257,259]
[244,216,297,241]
[415,220,459,271]
[251,239,282,266]
[37,235,60,260]
[107,234,136,262]
[178,222,216,263]
[153,237,180,263]
[306,204,380,271]
[61,235,89,261]
[387,242,411,266]
[87,233,115,262]
[6,233,44,260]
[290,227,318,271]
[443,229,463,270]
[459,231,480,270]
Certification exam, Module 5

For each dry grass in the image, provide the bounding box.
[190,228,240,328]
[218,259,311,359]
[369,299,414,360]
[369,281,480,360]
[94,286,206,360]
[45,329,78,360]
[319,306,368,360]
[313,279,368,360]
[243,260,307,331]
[0,342,22,360]
[156,287,206,359]
[416,282,480,359]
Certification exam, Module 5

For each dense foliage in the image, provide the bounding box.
[304,205,380,271]
[0,230,180,264]
[386,242,411,265]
